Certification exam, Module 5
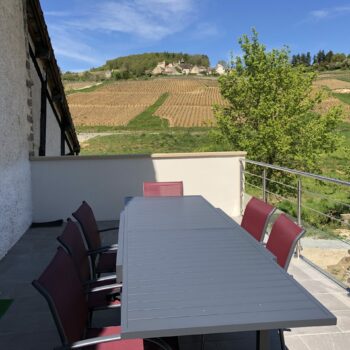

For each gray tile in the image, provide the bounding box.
[286,324,341,336]
[333,310,350,332]
[299,332,350,350]
[313,293,350,311]
[285,335,311,350]
[299,279,343,295]
[288,267,312,282]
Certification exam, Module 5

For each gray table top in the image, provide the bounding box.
[118,196,336,339]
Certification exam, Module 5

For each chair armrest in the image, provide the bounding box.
[69,333,122,348]
[98,226,119,233]
[83,274,117,286]
[87,245,118,255]
[89,283,122,293]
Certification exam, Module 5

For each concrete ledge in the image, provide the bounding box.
[30,151,247,161]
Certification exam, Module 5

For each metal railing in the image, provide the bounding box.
[240,159,350,290]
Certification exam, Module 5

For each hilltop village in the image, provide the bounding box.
[151,60,226,76]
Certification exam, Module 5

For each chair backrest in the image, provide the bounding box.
[32,247,88,346]
[57,219,91,283]
[72,201,101,251]
[266,214,305,270]
[241,197,276,242]
[143,181,183,197]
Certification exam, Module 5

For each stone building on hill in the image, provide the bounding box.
[215,63,226,75]
[151,59,225,76]
[152,60,210,76]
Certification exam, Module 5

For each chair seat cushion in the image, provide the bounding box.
[86,326,143,349]
[96,252,116,274]
[88,290,121,309]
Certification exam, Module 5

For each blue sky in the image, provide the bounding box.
[41,0,350,72]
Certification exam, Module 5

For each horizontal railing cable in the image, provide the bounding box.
[302,188,350,210]
[242,159,350,187]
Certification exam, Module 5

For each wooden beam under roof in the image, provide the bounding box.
[26,0,80,155]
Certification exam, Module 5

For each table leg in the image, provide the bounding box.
[257,330,270,350]
[200,334,205,350]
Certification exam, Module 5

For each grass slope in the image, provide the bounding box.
[318,70,350,83]
[80,130,229,155]
[333,93,350,105]
[127,93,169,129]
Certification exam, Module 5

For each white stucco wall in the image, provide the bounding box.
[45,102,61,156]
[30,152,246,222]
[0,0,32,259]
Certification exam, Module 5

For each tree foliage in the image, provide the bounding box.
[292,50,350,70]
[213,30,343,187]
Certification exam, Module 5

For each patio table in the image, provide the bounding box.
[117,196,336,350]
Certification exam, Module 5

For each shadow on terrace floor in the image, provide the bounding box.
[0,222,119,349]
[0,224,349,349]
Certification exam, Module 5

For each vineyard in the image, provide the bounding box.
[67,78,227,127]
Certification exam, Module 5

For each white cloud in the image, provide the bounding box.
[310,10,329,19]
[48,24,98,64]
[66,0,195,40]
[136,0,191,13]
[43,0,198,68]
[310,6,350,20]
[44,11,71,17]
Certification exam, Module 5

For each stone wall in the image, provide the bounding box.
[0,0,32,259]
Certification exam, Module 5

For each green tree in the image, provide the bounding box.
[325,50,334,63]
[332,53,346,63]
[306,52,311,66]
[316,50,326,64]
[213,30,342,189]
[218,60,228,69]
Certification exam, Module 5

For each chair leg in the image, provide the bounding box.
[88,311,93,327]
[144,338,173,350]
[279,329,286,350]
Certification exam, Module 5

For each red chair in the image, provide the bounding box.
[266,213,305,270]
[73,201,117,277]
[57,219,121,311]
[143,181,183,197]
[32,247,169,350]
[265,214,305,350]
[241,197,276,242]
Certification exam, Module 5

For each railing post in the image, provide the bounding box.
[240,159,245,216]
[296,178,302,258]
[297,178,302,226]
[262,168,267,203]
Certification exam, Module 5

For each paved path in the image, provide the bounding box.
[301,237,350,249]
[78,132,116,142]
